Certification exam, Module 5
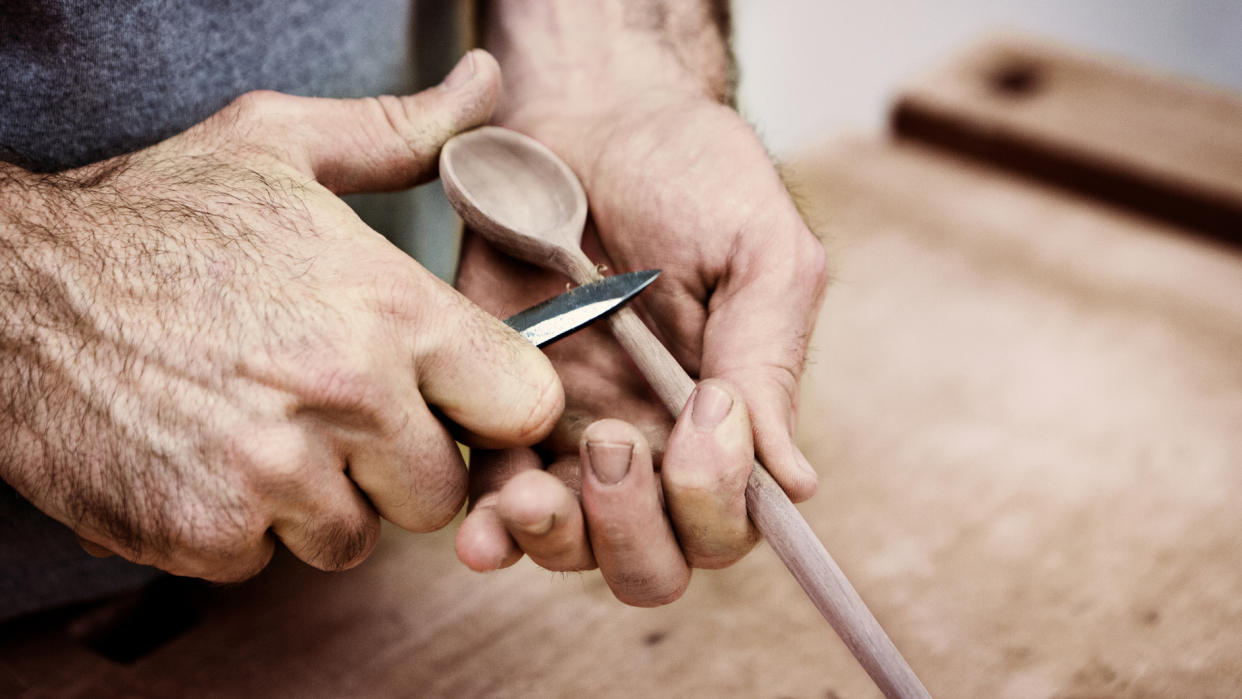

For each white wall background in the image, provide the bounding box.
[733,0,1242,156]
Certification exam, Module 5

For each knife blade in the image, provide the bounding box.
[503,269,660,347]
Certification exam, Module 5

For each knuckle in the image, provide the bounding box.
[796,232,829,287]
[227,89,285,121]
[201,541,275,583]
[663,465,735,498]
[608,571,690,608]
[309,515,381,571]
[373,95,415,141]
[239,427,315,487]
[726,363,800,409]
[371,94,439,163]
[211,90,298,153]
[178,513,272,582]
[765,362,804,406]
[368,270,434,338]
[422,488,468,532]
[684,530,760,570]
[98,479,270,583]
[401,466,468,533]
[77,496,155,562]
[665,469,740,504]
[685,549,748,571]
[665,440,750,497]
[299,356,386,416]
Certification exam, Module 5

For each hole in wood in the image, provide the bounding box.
[988,61,1043,97]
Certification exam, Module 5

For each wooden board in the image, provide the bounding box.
[4,36,1242,698]
[892,34,1242,241]
[790,137,1242,697]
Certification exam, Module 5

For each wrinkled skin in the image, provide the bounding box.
[0,52,565,581]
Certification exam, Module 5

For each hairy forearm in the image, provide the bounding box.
[0,153,279,537]
[0,163,54,244]
[481,0,735,118]
[0,164,76,505]
[0,164,59,359]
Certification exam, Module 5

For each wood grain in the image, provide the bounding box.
[892,34,1242,242]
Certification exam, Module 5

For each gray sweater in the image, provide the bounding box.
[0,0,415,171]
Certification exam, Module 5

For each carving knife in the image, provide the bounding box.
[503,269,660,347]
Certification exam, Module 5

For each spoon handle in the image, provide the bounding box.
[568,258,930,699]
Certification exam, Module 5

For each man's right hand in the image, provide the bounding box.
[0,50,562,581]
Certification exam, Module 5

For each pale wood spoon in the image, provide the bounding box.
[440,126,930,699]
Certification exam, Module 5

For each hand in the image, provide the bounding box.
[0,51,564,581]
[454,93,828,605]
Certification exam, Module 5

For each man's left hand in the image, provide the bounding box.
[454,92,828,606]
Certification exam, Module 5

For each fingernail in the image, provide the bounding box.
[691,383,733,430]
[442,51,477,91]
[587,441,633,485]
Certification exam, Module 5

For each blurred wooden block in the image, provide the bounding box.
[893,34,1242,241]
[3,35,1241,698]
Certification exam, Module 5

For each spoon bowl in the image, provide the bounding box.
[440,126,590,275]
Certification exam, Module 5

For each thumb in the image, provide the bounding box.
[229,49,501,194]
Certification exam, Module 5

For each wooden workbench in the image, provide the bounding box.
[3,36,1241,698]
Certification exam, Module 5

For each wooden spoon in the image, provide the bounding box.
[440,126,930,699]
